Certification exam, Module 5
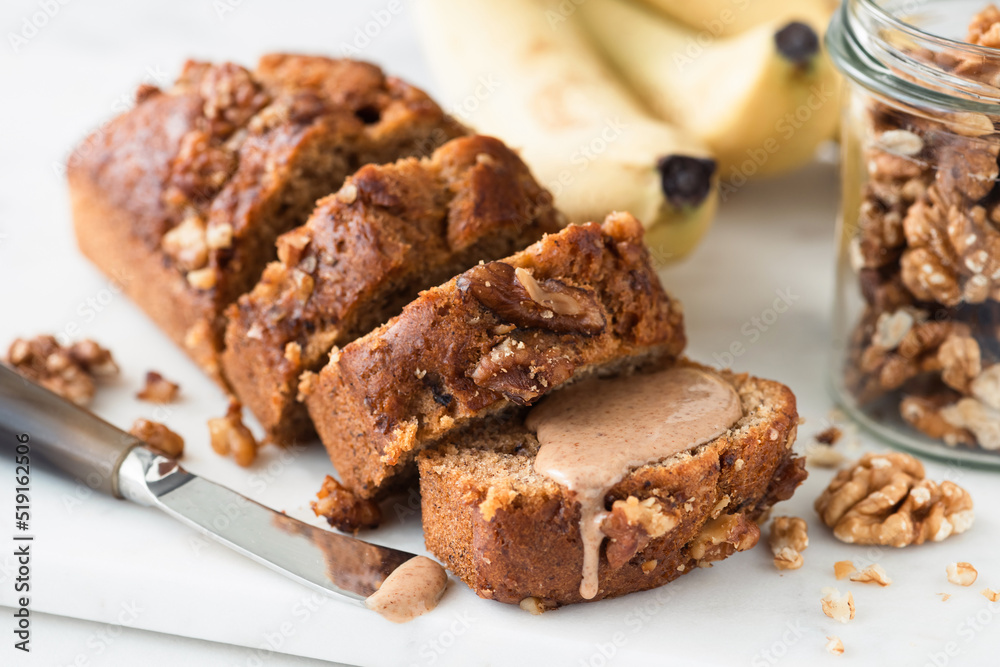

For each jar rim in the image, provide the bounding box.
[827,0,1000,115]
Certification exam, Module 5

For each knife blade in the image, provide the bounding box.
[0,364,415,602]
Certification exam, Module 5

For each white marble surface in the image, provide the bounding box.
[1,1,999,665]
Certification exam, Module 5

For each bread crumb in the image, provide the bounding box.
[825,636,844,656]
[938,593,951,602]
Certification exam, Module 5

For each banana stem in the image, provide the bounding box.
[774,22,820,67]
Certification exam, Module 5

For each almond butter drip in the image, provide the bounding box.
[527,367,743,600]
[365,556,448,623]
[514,267,582,315]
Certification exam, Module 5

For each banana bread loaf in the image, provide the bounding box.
[222,135,561,445]
[418,359,804,608]
[68,54,464,378]
[300,212,687,498]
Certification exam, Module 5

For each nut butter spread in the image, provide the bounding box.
[527,367,743,599]
[365,556,448,623]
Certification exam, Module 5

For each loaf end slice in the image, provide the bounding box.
[301,213,686,498]
[222,135,561,445]
[69,54,464,378]
[417,360,804,608]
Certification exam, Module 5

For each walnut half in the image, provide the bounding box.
[814,453,974,547]
[311,475,381,533]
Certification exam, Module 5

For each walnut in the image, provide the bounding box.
[129,418,184,458]
[946,562,978,586]
[457,261,605,334]
[849,563,892,587]
[688,513,760,563]
[68,339,119,377]
[519,597,552,615]
[938,334,982,393]
[821,589,856,624]
[136,371,179,403]
[968,6,1000,47]
[825,636,845,656]
[768,516,808,571]
[834,561,857,580]
[814,426,842,446]
[310,475,381,533]
[601,496,678,569]
[186,267,217,290]
[983,588,1000,602]
[901,191,1000,307]
[900,393,975,448]
[208,400,258,467]
[470,336,575,405]
[814,452,975,546]
[941,398,1000,450]
[198,62,269,136]
[162,213,209,271]
[163,131,237,208]
[5,335,119,406]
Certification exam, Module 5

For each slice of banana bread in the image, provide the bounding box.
[300,213,686,498]
[418,359,805,608]
[68,54,464,378]
[222,135,561,445]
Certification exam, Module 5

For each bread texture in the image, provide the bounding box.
[418,359,804,608]
[68,54,464,378]
[222,135,561,445]
[301,213,686,498]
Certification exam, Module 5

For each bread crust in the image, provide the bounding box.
[222,135,560,445]
[68,55,464,377]
[302,213,686,498]
[418,360,804,607]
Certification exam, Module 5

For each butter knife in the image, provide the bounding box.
[0,364,414,602]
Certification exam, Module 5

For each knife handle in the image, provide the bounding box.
[0,364,141,498]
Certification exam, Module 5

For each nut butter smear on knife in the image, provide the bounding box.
[527,367,743,599]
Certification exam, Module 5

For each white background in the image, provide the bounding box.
[1,1,999,665]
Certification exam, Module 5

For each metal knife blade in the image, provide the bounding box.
[119,447,414,601]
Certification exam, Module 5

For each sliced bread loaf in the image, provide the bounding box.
[69,54,464,377]
[418,359,804,608]
[300,213,686,498]
[222,135,561,445]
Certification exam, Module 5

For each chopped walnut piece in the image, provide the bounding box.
[136,371,180,403]
[946,562,978,587]
[208,400,258,467]
[519,597,549,615]
[162,213,209,271]
[5,335,120,406]
[806,443,846,468]
[834,561,857,580]
[821,589,856,624]
[186,267,217,290]
[602,496,678,569]
[815,427,842,446]
[311,475,381,533]
[814,452,975,546]
[849,563,892,587]
[129,418,184,458]
[982,588,1000,602]
[768,516,808,571]
[825,636,845,656]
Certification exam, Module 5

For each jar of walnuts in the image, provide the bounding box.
[828,0,1000,467]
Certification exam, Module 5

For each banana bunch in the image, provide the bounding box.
[414,0,839,260]
[579,0,840,184]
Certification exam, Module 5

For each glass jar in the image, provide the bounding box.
[828,0,1000,467]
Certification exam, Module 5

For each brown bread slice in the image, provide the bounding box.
[68,54,464,378]
[222,135,561,445]
[418,359,805,608]
[300,213,686,498]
